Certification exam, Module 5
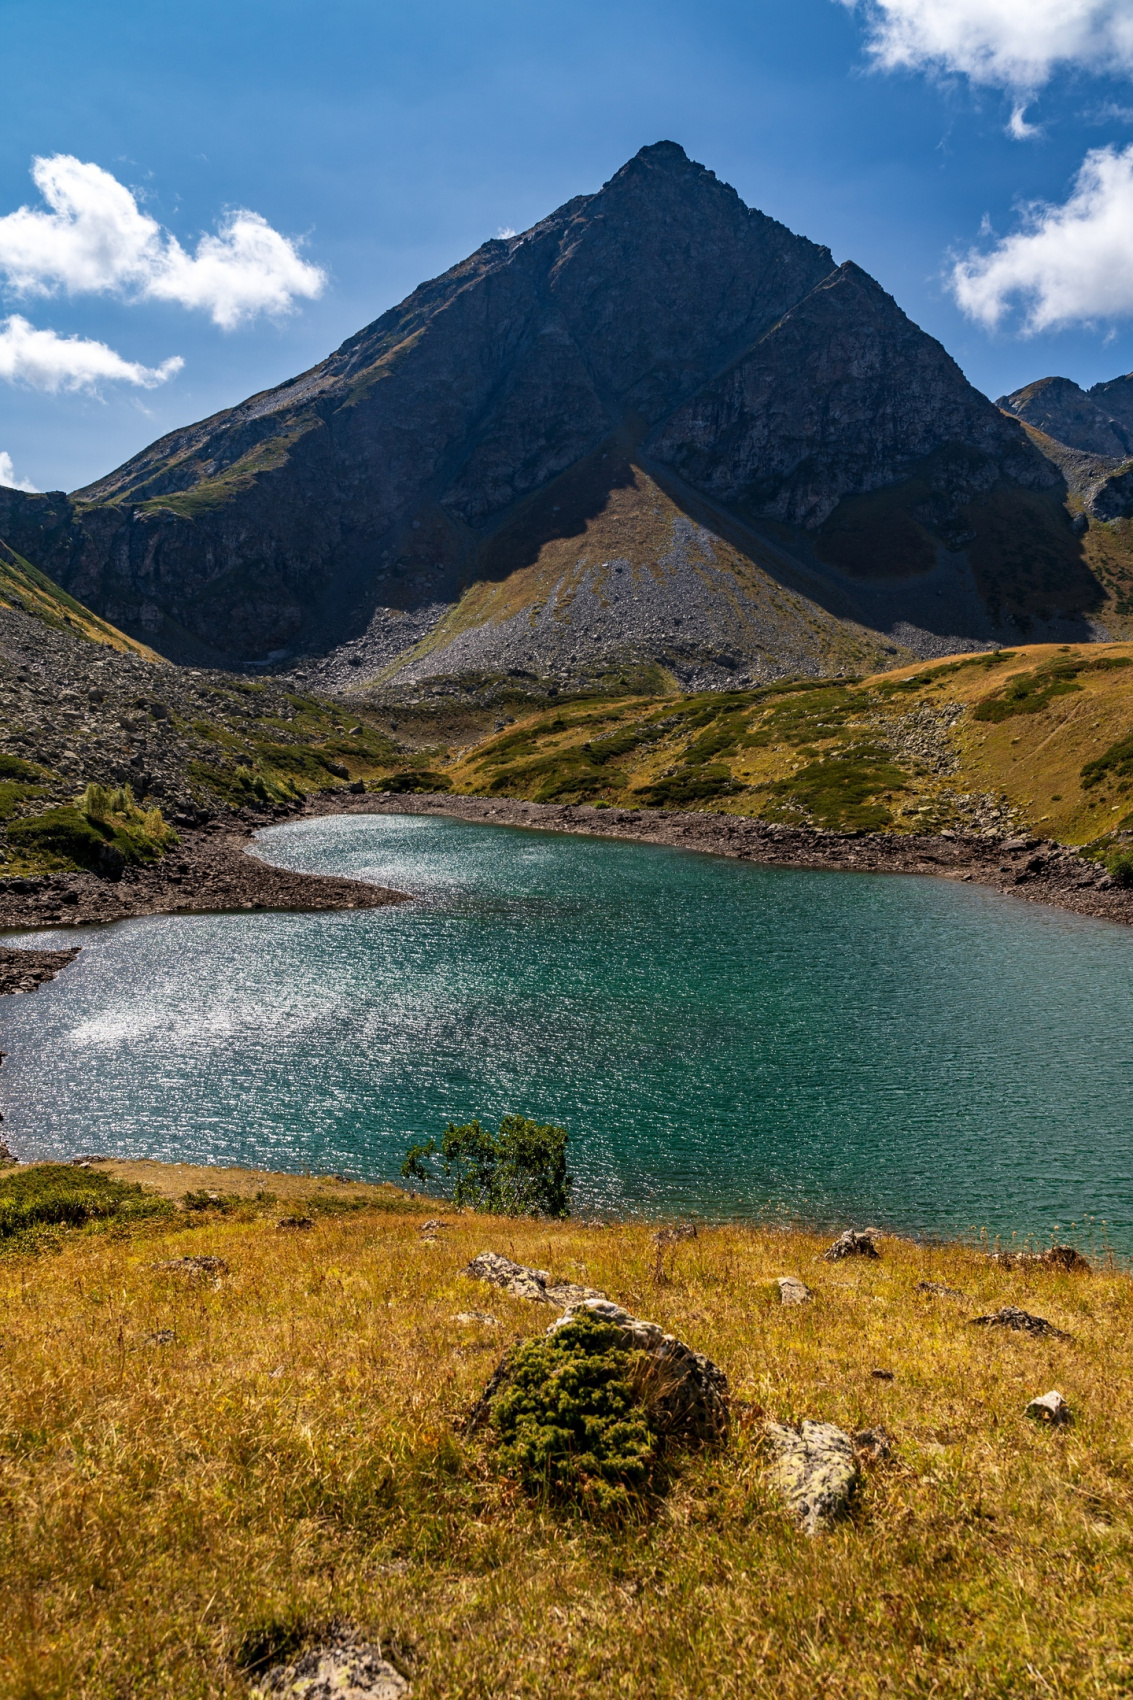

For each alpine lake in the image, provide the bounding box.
[5,811,1133,1250]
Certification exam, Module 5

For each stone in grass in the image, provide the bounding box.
[256,1626,408,1698]
[916,1280,966,1299]
[777,1275,812,1305]
[822,1229,880,1262]
[463,1250,607,1308]
[853,1426,892,1463]
[453,1311,499,1327]
[1026,1390,1072,1426]
[765,1420,859,1535]
[970,1306,1071,1340]
[152,1255,229,1277]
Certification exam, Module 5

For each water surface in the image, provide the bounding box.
[4,812,1132,1245]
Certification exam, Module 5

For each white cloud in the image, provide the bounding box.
[0,156,326,330]
[0,315,183,392]
[0,451,36,491]
[838,0,1133,92]
[952,144,1133,330]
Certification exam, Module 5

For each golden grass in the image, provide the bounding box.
[1,1167,1131,1697]
[441,641,1133,844]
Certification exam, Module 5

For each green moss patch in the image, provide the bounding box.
[0,1164,173,1247]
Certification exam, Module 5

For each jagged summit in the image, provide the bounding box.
[0,143,1104,687]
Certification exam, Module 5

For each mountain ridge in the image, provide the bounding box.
[0,141,1107,690]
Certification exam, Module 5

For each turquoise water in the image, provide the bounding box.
[4,812,1133,1245]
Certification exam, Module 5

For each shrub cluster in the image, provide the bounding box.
[489,1310,655,1516]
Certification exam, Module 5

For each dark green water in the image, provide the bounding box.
[5,812,1133,1245]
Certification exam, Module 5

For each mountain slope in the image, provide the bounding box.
[0,142,1101,688]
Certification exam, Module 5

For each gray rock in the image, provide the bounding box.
[765,1419,859,1534]
[822,1228,880,1262]
[1026,1390,1072,1426]
[256,1629,408,1698]
[453,1311,498,1327]
[463,1250,606,1308]
[777,1275,813,1305]
[916,1280,966,1299]
[970,1306,1070,1339]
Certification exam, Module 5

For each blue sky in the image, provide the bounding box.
[5,0,1133,493]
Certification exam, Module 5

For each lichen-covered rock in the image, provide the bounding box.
[256,1629,408,1698]
[822,1229,880,1262]
[991,1245,1091,1273]
[777,1275,812,1305]
[765,1420,859,1534]
[916,1280,966,1299]
[970,1306,1070,1339]
[463,1250,606,1308]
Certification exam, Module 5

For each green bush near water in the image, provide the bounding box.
[489,1309,656,1517]
[0,1165,174,1245]
[402,1114,572,1216]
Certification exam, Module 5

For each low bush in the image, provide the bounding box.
[489,1309,655,1516]
[0,1164,173,1244]
[402,1114,572,1216]
[1107,847,1133,887]
[379,770,453,793]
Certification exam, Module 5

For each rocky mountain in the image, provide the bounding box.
[998,372,1133,536]
[0,142,1106,694]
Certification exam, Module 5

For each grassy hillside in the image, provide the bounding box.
[435,642,1133,846]
[0,1159,1128,1698]
[0,540,158,659]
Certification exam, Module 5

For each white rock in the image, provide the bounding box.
[777,1276,812,1305]
[1026,1390,1072,1426]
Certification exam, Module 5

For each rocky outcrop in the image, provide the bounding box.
[256,1627,408,1698]
[0,142,1086,685]
[969,1306,1070,1339]
[462,1250,607,1308]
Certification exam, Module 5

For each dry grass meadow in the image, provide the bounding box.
[0,1166,1130,1699]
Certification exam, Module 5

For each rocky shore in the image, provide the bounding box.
[1,790,1129,1000]
[0,813,407,993]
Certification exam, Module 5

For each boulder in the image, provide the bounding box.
[969,1306,1070,1339]
[466,1292,729,1444]
[990,1245,1090,1273]
[777,1275,813,1305]
[1026,1390,1072,1426]
[550,1296,730,1443]
[256,1628,408,1698]
[853,1425,892,1463]
[765,1420,859,1534]
[822,1229,880,1262]
[463,1250,607,1308]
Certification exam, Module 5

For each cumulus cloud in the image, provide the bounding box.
[0,315,183,392]
[952,145,1133,330]
[0,451,36,491]
[0,156,326,330]
[837,0,1133,92]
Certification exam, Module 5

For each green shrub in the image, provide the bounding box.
[1107,848,1133,888]
[0,1164,173,1243]
[0,754,45,781]
[6,805,115,870]
[489,1310,655,1516]
[380,770,452,794]
[402,1114,572,1216]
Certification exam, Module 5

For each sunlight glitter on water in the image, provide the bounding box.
[5,811,1133,1245]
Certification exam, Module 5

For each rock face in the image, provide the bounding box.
[0,142,1094,686]
[765,1420,859,1534]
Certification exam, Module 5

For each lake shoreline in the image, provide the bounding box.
[1,789,1130,997]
